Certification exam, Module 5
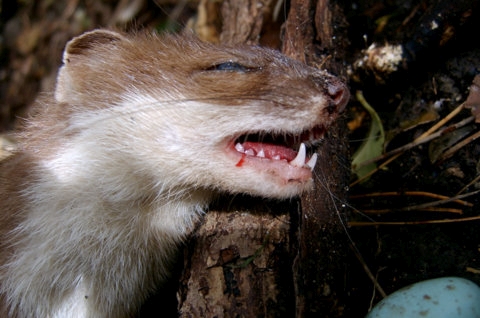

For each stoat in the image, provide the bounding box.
[0,29,349,317]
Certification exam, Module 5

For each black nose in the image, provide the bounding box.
[326,80,349,113]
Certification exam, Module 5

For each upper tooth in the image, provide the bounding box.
[306,153,318,171]
[235,143,245,153]
[257,149,265,158]
[289,143,306,167]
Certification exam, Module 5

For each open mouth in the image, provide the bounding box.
[229,125,326,176]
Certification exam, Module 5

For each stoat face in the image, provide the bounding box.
[49,30,349,200]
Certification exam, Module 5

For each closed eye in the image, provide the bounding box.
[205,61,257,73]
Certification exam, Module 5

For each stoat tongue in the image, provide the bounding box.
[234,142,318,171]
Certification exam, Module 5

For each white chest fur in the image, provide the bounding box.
[51,278,88,318]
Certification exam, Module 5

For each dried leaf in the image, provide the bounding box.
[398,108,439,131]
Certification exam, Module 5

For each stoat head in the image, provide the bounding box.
[53,29,349,200]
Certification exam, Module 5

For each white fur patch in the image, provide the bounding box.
[51,278,88,318]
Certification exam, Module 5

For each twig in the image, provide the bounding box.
[356,190,478,214]
[466,267,480,275]
[349,215,480,226]
[349,242,387,298]
[420,102,466,138]
[457,174,480,195]
[360,207,463,214]
[437,129,480,162]
[350,190,473,207]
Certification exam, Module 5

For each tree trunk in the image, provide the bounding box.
[178,1,350,317]
[178,203,297,317]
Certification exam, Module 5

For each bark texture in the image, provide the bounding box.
[179,207,296,317]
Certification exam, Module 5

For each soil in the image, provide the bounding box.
[1,0,479,316]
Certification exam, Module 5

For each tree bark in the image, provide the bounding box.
[178,1,350,317]
[219,0,275,45]
[178,205,297,317]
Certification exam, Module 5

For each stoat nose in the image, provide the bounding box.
[326,80,350,113]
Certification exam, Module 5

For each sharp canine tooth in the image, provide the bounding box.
[306,153,318,171]
[289,143,306,167]
[257,149,265,157]
[235,143,245,153]
[273,155,281,160]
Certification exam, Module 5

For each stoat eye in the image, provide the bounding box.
[207,61,250,72]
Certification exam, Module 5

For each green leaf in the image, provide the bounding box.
[351,91,385,181]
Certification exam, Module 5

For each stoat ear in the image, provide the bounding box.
[55,30,127,102]
[62,29,126,61]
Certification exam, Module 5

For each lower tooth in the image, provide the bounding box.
[306,153,318,171]
[245,149,255,156]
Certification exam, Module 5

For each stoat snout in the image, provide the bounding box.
[215,67,349,197]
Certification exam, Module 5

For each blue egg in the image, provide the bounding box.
[365,277,480,318]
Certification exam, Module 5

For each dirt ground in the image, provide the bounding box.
[1,0,479,316]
